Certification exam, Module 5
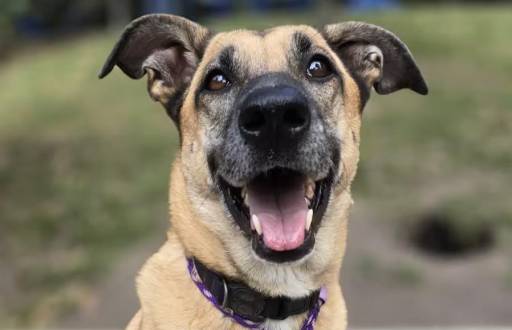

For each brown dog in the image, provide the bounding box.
[100,14,427,330]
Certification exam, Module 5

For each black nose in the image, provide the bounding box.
[238,85,310,150]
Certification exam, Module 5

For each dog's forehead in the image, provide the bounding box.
[202,25,328,71]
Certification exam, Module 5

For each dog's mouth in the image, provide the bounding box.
[219,168,333,263]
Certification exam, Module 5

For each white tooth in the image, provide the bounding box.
[305,180,315,200]
[305,197,310,207]
[243,192,249,206]
[306,209,313,231]
[252,214,262,235]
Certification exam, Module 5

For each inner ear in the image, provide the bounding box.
[365,46,383,71]
[143,46,198,103]
[340,43,384,88]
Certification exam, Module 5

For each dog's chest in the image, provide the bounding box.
[263,318,301,330]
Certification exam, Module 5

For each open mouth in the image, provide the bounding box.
[219,168,333,263]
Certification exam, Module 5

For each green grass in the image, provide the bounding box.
[1,4,511,326]
[0,34,178,326]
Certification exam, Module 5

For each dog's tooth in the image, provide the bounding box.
[305,197,310,207]
[305,180,315,200]
[243,191,249,206]
[241,188,249,206]
[251,214,262,235]
[306,209,313,231]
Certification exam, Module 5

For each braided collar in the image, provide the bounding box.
[187,257,327,329]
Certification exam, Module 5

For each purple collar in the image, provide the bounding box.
[187,257,327,329]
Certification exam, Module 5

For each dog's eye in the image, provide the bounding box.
[206,71,230,91]
[306,56,332,79]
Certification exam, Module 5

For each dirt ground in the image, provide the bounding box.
[343,203,512,326]
[56,199,512,328]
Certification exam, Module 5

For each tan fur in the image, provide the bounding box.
[128,26,366,330]
[146,68,172,104]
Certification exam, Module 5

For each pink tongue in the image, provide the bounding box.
[247,176,308,251]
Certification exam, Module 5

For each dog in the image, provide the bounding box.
[99,14,427,330]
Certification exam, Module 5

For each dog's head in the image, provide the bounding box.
[100,14,427,294]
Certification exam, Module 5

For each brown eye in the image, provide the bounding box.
[206,72,230,91]
[306,57,332,79]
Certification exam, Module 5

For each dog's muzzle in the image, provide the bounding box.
[211,73,339,263]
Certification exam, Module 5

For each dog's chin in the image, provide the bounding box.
[218,167,334,263]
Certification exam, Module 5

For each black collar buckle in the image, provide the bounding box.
[225,281,266,322]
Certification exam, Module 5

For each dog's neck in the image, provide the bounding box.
[168,161,243,278]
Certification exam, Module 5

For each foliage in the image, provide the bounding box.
[0,0,30,48]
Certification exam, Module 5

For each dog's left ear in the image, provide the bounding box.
[99,14,211,123]
[322,21,428,96]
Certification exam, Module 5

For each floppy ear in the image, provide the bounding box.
[322,21,428,98]
[99,14,211,123]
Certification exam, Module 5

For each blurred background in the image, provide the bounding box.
[1,0,511,328]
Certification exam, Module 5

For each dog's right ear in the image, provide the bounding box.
[99,14,211,123]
